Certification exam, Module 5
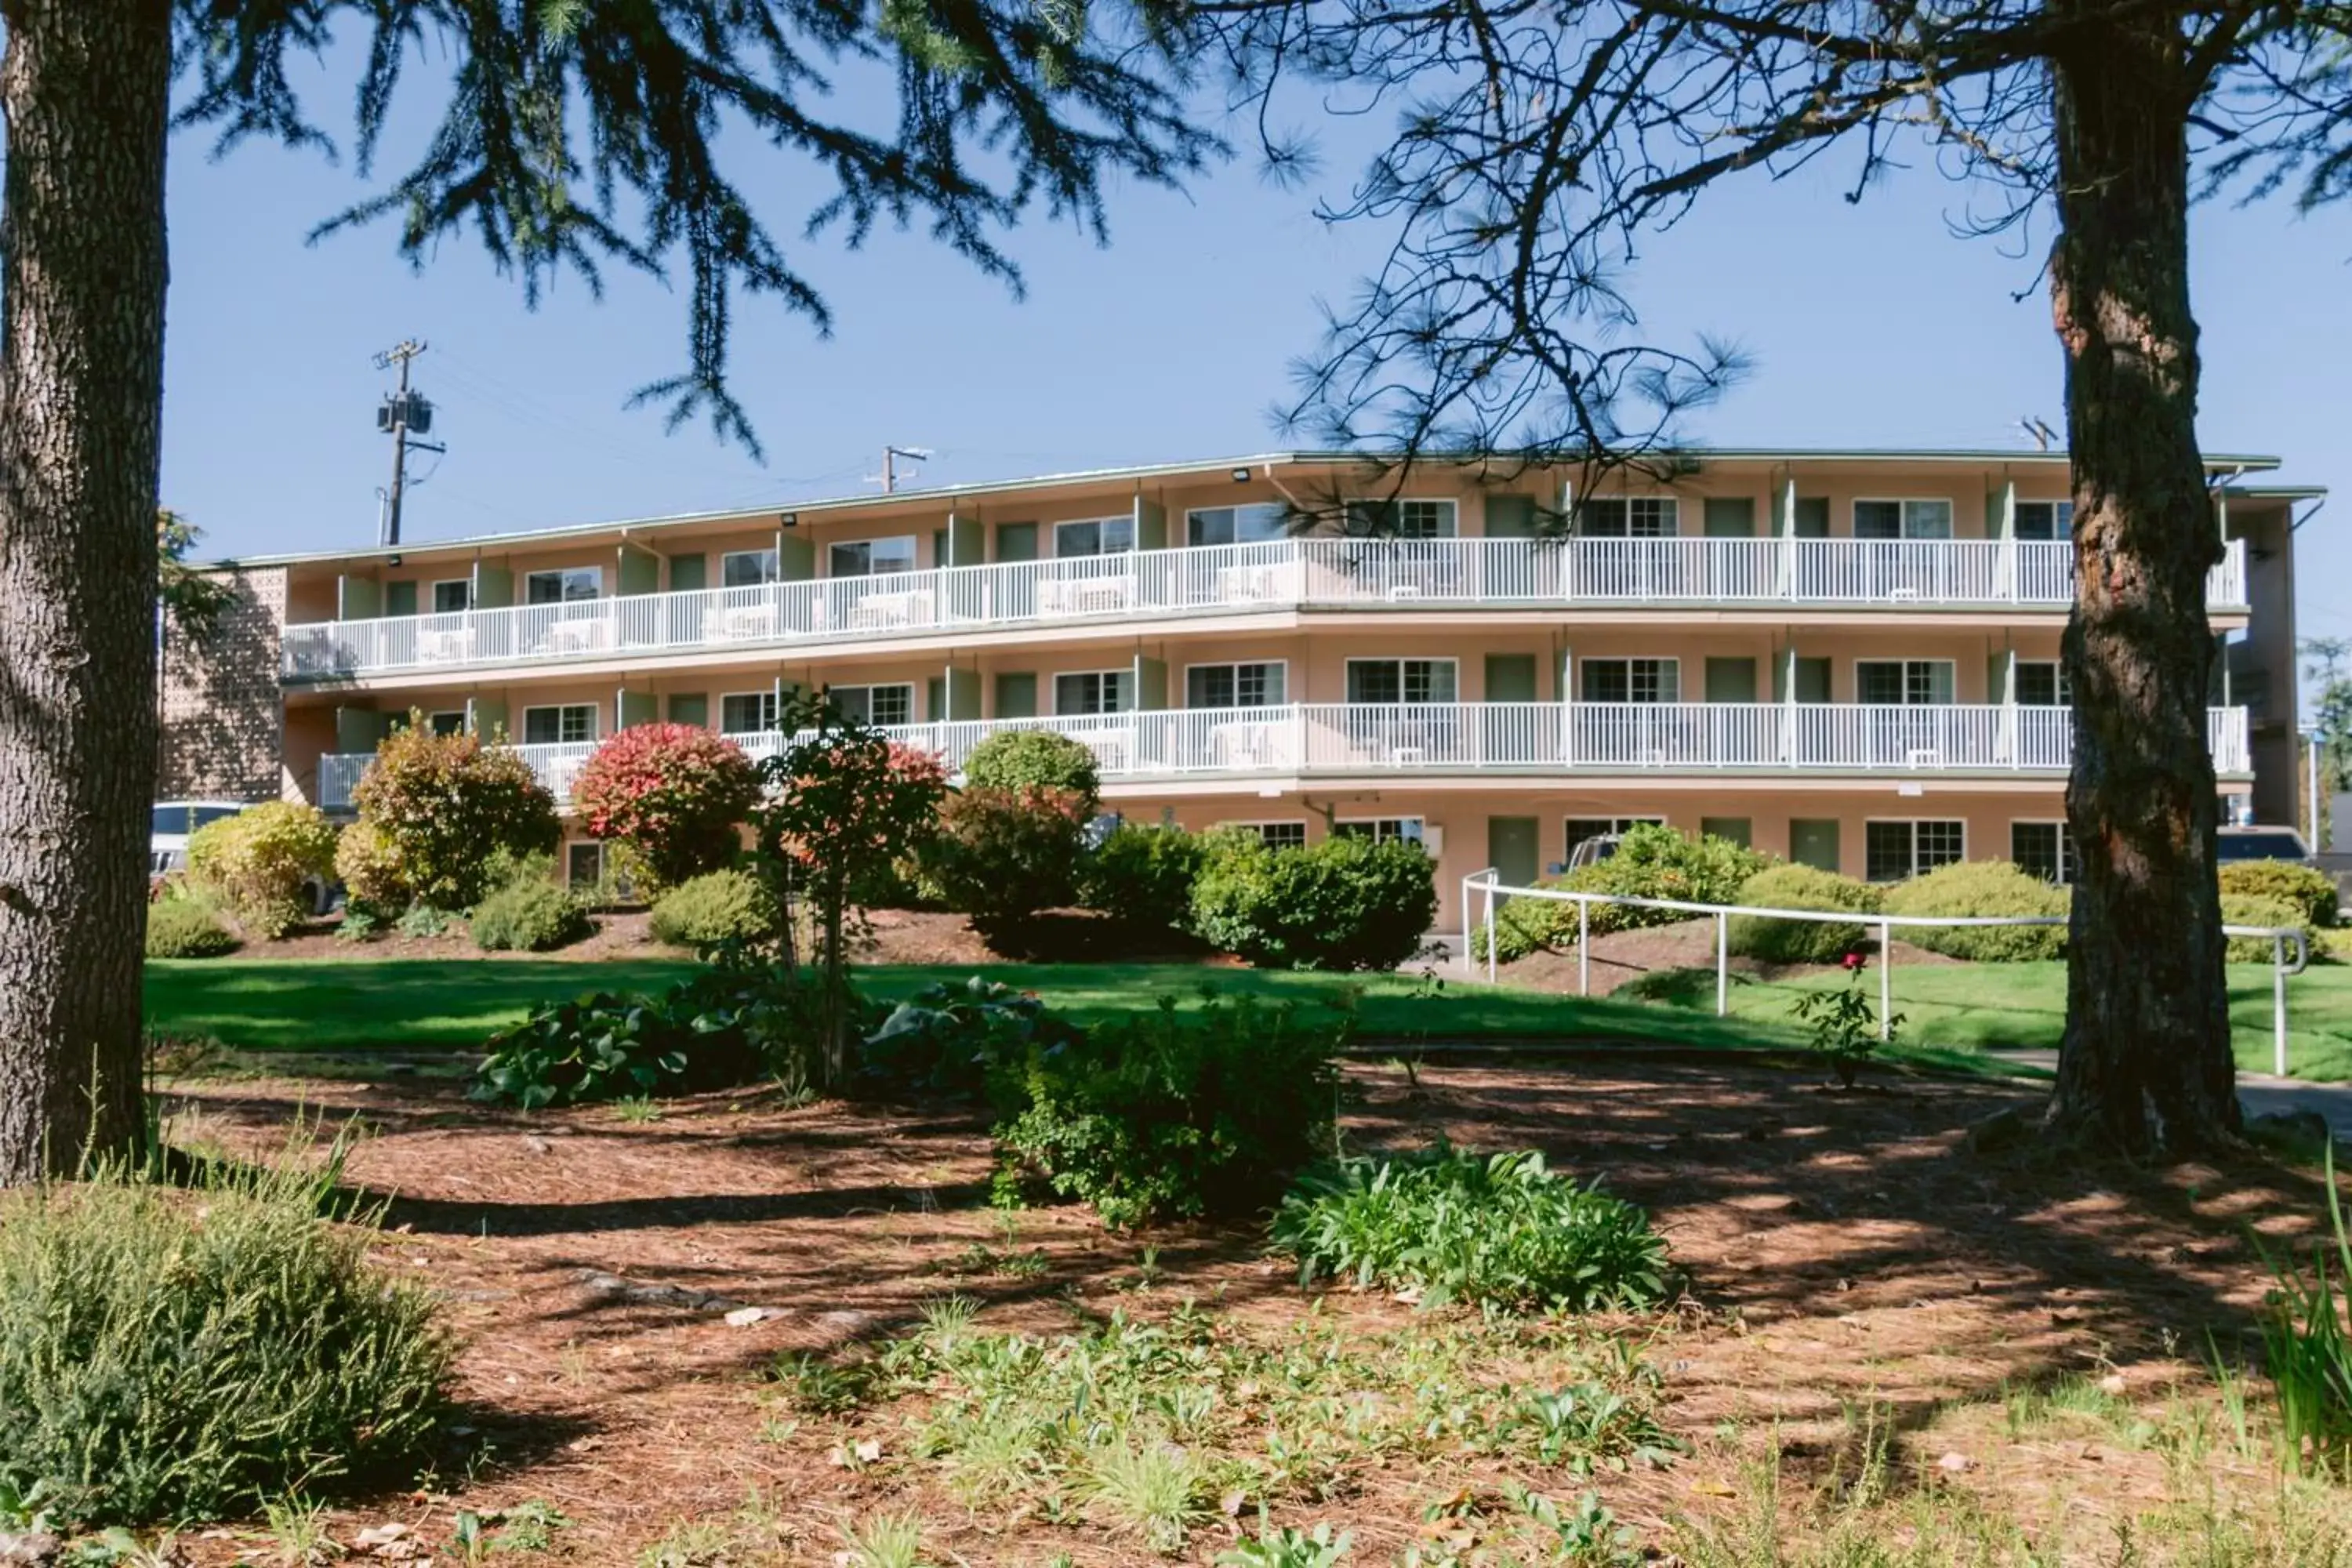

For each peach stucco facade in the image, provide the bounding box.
[207,448,2309,931]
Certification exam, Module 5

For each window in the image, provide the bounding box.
[1238,821,1308,849]
[428,711,466,738]
[1054,670,1133,715]
[1577,497,1678,537]
[1865,819,1965,882]
[1344,499,1457,538]
[1856,659,1956,706]
[566,842,603,889]
[721,549,779,588]
[1185,662,1286,708]
[829,684,915,727]
[1054,517,1135,557]
[1335,817,1425,845]
[1186,503,1290,546]
[2014,500,2074,541]
[720,691,779,733]
[829,536,918,577]
[524,567,601,604]
[1853,499,1955,539]
[431,579,470,614]
[1579,658,1680,703]
[2015,660,2070,706]
[2013,821,2076,884]
[1345,658,1457,704]
[521,704,597,745]
[1565,816,1664,858]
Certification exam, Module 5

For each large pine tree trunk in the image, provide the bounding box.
[2043,17,2238,1156]
[0,0,174,1183]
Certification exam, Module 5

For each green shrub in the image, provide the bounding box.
[961,729,1102,804]
[1879,860,2068,961]
[991,995,1348,1228]
[1726,864,1882,964]
[2223,893,2314,964]
[920,786,1094,942]
[1080,822,1208,934]
[1475,826,1764,960]
[185,801,336,938]
[469,878,592,953]
[332,819,408,915]
[0,1145,453,1526]
[1269,1145,1671,1312]
[649,868,777,948]
[474,960,819,1108]
[862,975,1085,1099]
[145,898,239,959]
[2221,860,2340,929]
[347,718,562,909]
[1189,831,1436,970]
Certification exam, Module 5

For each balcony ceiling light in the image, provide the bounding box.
[1231,467,1252,483]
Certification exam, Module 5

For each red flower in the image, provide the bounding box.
[1841,950,1867,971]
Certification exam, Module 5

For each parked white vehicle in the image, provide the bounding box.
[150,800,252,877]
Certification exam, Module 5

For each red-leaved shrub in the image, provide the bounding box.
[572,724,760,888]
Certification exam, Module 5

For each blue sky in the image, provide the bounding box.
[161,69,2350,666]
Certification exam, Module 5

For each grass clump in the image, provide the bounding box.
[1726,865,1880,964]
[1269,1145,1671,1312]
[0,1140,454,1526]
[146,897,239,959]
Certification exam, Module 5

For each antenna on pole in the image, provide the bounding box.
[373,340,445,546]
[867,445,933,495]
[2019,416,2059,453]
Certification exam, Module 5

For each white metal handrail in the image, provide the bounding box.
[1457,869,2311,1073]
[280,535,2253,679]
[314,700,2256,808]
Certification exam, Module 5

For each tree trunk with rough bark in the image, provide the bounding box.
[0,0,174,1183]
[2043,14,2239,1157]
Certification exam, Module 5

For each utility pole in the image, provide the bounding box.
[869,445,932,495]
[374,340,442,546]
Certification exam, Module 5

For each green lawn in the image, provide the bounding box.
[144,953,2352,1080]
[1664,960,2352,1081]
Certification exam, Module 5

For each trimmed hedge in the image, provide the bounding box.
[960,730,1102,804]
[2222,892,2313,964]
[649,868,777,948]
[1189,829,1436,970]
[1878,860,2068,962]
[1726,865,1882,964]
[185,802,336,939]
[2220,860,2339,929]
[1474,824,1765,961]
[1080,822,1207,935]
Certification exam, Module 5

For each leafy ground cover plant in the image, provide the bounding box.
[990,993,1348,1227]
[1269,1145,1671,1311]
[474,956,820,1108]
[0,1138,452,1526]
[862,975,1084,1099]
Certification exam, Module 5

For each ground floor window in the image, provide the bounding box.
[1564,816,1664,857]
[566,842,602,888]
[2012,820,2075,884]
[829,683,915,727]
[1335,817,1425,846]
[721,691,779,733]
[521,704,597,746]
[428,710,466,737]
[1865,818,1965,882]
[1232,820,1307,849]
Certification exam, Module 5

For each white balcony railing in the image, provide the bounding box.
[314,702,2256,808]
[281,536,2255,681]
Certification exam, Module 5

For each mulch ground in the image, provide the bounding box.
[154,1057,2336,1565]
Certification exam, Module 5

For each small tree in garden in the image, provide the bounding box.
[753,702,949,1084]
[572,724,759,890]
[348,717,562,911]
[961,730,1102,804]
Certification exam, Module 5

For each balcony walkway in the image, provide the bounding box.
[284,536,2253,681]
[316,701,2254,808]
